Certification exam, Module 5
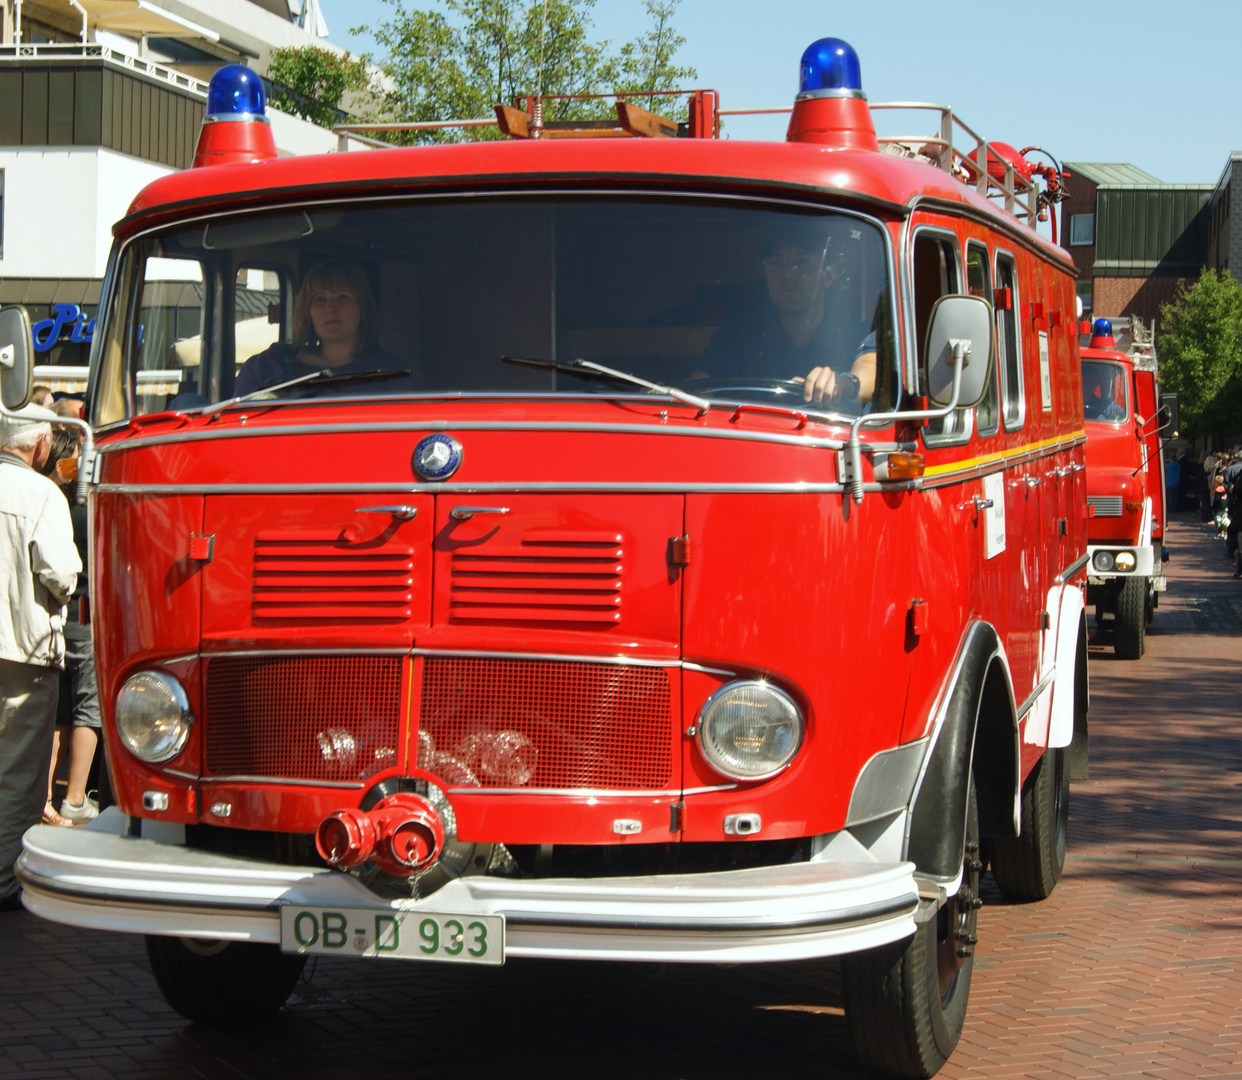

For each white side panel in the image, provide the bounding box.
[1046,583,1085,748]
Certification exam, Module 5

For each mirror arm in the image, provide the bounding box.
[846,340,966,505]
[0,404,95,503]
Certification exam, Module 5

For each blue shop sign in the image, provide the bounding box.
[32,303,95,352]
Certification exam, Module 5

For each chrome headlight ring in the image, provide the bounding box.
[115,671,194,764]
[695,679,804,782]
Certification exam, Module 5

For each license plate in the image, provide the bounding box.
[280,906,504,965]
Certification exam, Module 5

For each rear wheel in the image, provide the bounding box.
[1114,575,1146,659]
[144,935,306,1024]
[844,781,981,1078]
[990,746,1068,901]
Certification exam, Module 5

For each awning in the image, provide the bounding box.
[64,0,220,40]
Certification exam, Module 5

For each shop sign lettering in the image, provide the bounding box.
[32,303,95,353]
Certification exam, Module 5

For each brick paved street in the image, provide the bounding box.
[1,514,1240,1079]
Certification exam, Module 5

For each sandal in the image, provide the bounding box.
[42,802,73,827]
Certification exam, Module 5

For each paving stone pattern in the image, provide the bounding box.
[1,515,1241,1078]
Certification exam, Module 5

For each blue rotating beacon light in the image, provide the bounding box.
[786,38,878,150]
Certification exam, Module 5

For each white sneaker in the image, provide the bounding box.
[59,796,99,824]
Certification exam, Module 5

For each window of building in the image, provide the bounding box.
[1076,280,1092,313]
[1069,213,1094,246]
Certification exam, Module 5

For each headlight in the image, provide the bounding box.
[1092,551,1115,572]
[1113,551,1136,572]
[115,672,193,764]
[696,681,803,781]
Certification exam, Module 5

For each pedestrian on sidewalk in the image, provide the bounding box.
[0,403,82,910]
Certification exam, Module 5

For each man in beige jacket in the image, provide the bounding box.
[0,402,82,910]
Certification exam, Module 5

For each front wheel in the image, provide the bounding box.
[844,780,981,1078]
[1115,575,1147,659]
[990,746,1069,901]
[145,935,306,1024]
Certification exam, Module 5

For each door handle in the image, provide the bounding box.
[450,506,511,521]
[355,505,417,520]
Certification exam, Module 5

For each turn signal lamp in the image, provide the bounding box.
[874,452,925,482]
[786,37,878,151]
[192,64,277,168]
[1089,318,1116,348]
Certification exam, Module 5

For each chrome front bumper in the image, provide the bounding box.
[19,811,919,963]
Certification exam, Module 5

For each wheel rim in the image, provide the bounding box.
[936,837,982,1004]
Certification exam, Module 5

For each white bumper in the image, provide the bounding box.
[18,812,919,964]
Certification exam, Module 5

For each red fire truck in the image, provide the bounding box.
[7,39,1089,1077]
[1080,318,1168,658]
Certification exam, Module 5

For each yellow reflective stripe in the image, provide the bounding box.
[921,431,1086,479]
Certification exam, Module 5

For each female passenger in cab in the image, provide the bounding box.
[235,259,418,397]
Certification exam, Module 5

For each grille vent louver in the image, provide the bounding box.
[1088,496,1123,517]
[253,529,415,620]
[449,531,623,623]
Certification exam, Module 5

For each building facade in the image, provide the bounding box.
[0,0,343,390]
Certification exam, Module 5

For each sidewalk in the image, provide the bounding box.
[0,515,1239,1079]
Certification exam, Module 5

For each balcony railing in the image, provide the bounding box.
[0,42,209,97]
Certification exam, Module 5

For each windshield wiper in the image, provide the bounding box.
[502,355,710,416]
[202,368,411,418]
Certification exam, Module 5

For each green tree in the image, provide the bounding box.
[358,0,695,144]
[266,46,371,128]
[610,1,696,120]
[1158,268,1242,440]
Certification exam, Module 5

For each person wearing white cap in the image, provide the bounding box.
[0,401,82,911]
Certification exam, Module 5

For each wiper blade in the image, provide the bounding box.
[502,355,710,415]
[203,368,411,418]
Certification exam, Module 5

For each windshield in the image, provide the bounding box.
[91,197,897,426]
[1082,359,1129,423]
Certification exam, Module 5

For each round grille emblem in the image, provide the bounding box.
[412,434,463,481]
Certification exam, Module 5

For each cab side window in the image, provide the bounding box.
[996,253,1024,430]
[914,231,967,441]
[967,243,999,437]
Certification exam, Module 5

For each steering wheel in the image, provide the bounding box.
[681,376,808,400]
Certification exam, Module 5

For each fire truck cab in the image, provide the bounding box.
[7,41,1089,1078]
[1080,318,1168,658]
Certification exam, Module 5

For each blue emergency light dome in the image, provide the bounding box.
[1092,318,1113,338]
[798,38,864,98]
[206,64,267,121]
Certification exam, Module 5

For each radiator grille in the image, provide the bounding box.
[1088,496,1124,517]
[449,533,622,623]
[419,657,672,790]
[205,655,402,783]
[253,530,415,621]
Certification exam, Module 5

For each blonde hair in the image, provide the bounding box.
[291,260,380,353]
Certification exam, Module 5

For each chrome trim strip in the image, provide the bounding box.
[1015,668,1056,721]
[97,481,855,495]
[681,661,739,677]
[198,776,367,789]
[1057,553,1090,584]
[204,648,411,658]
[161,769,198,781]
[919,436,1086,491]
[412,648,676,668]
[97,419,850,453]
[445,785,735,797]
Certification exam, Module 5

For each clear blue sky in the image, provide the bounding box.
[318,0,1240,187]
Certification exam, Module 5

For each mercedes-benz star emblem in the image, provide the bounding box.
[412,434,463,481]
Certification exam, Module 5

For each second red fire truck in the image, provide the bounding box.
[7,38,1089,1077]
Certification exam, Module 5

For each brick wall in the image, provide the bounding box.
[1092,275,1191,325]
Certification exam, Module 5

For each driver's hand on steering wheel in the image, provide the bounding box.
[794,366,839,406]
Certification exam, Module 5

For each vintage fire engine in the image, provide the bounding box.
[1080,317,1169,659]
[7,39,1089,1077]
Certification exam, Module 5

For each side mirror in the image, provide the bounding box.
[0,306,33,412]
[1160,393,1179,440]
[923,294,994,409]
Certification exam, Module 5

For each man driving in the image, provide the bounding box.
[697,221,877,408]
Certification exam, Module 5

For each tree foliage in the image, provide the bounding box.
[357,0,696,144]
[266,46,371,128]
[1158,269,1242,440]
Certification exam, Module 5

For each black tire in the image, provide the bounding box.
[844,781,982,1078]
[144,935,306,1024]
[1114,575,1146,659]
[989,746,1068,902]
